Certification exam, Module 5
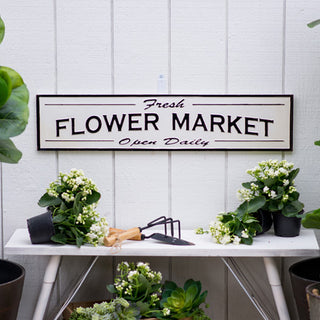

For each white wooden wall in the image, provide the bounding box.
[1,1,320,319]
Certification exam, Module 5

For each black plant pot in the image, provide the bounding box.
[251,210,273,235]
[289,258,320,320]
[0,259,25,320]
[27,211,55,244]
[272,212,301,237]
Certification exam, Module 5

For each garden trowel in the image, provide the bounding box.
[104,216,194,246]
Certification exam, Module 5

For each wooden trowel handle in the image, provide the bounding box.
[109,227,142,241]
[104,227,141,247]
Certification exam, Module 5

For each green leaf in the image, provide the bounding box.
[76,236,83,248]
[282,200,304,217]
[73,193,83,214]
[308,19,320,28]
[0,70,12,107]
[241,182,252,189]
[86,190,101,204]
[185,284,198,308]
[0,17,4,44]
[241,236,253,245]
[315,140,320,146]
[51,233,67,244]
[264,177,277,187]
[302,209,320,229]
[0,138,22,163]
[106,284,117,293]
[136,301,150,316]
[236,196,266,216]
[288,168,299,182]
[38,193,62,207]
[52,214,66,223]
[0,67,29,140]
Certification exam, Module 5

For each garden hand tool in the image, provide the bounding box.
[104,216,194,247]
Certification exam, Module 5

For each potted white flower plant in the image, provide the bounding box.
[106,261,212,320]
[27,168,109,247]
[238,159,304,237]
[0,16,29,320]
[107,261,163,319]
[69,298,140,320]
[199,196,265,245]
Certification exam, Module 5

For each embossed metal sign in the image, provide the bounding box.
[37,94,293,151]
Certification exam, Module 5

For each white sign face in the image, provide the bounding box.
[37,95,293,151]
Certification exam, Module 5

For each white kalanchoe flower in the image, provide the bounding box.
[282,194,289,202]
[283,179,289,186]
[233,235,241,245]
[163,308,170,316]
[289,186,297,193]
[270,190,277,199]
[241,230,249,238]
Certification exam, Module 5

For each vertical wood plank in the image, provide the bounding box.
[113,0,171,307]
[170,1,227,319]
[0,1,57,319]
[113,0,169,227]
[55,0,114,304]
[284,1,320,319]
[227,1,284,319]
[114,0,169,94]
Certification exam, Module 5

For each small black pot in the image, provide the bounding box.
[272,212,301,237]
[27,211,55,244]
[289,258,320,320]
[251,209,273,235]
[0,259,25,320]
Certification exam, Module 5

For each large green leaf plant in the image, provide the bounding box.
[0,17,29,163]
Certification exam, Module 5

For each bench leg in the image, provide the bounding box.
[263,257,290,320]
[32,255,61,320]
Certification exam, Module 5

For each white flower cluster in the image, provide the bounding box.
[247,159,294,180]
[86,217,109,246]
[209,219,242,245]
[237,159,297,203]
[114,261,162,304]
[162,307,171,316]
[47,168,98,203]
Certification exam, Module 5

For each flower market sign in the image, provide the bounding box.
[37,94,293,151]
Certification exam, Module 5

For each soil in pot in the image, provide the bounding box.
[0,259,25,320]
[289,257,320,320]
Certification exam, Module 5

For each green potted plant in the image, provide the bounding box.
[107,261,163,318]
[238,159,304,237]
[154,279,211,320]
[69,298,140,320]
[27,168,109,247]
[201,196,265,245]
[0,16,29,320]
